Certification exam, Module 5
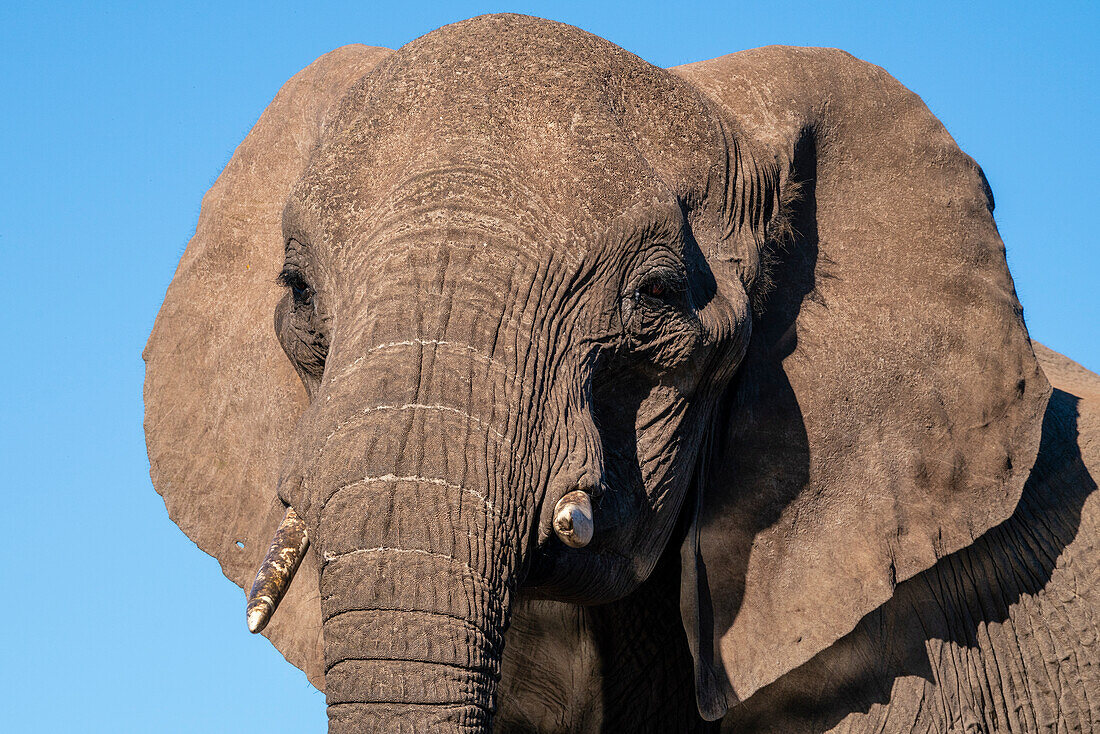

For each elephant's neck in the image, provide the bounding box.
[497,553,710,733]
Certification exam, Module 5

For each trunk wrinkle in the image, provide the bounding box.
[323,612,501,651]
[321,607,503,647]
[326,701,492,734]
[320,546,500,594]
[326,658,498,675]
[320,554,507,638]
[321,474,497,518]
[327,339,517,384]
[329,701,490,710]
[326,659,497,705]
[322,403,506,447]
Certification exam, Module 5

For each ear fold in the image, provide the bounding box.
[143,44,390,689]
[671,47,1050,709]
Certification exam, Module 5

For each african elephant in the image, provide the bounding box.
[144,14,1100,733]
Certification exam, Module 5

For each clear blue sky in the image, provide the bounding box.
[2,1,1096,731]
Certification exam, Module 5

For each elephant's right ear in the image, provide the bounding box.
[671,47,1050,712]
[143,44,390,689]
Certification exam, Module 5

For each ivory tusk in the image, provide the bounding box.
[246,506,309,633]
[553,490,594,548]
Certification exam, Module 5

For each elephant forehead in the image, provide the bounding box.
[298,15,712,238]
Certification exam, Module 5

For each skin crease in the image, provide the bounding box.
[143,14,1099,734]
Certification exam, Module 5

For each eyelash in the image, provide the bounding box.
[278,267,314,306]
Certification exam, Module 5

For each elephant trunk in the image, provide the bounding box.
[320,550,504,733]
[310,353,524,733]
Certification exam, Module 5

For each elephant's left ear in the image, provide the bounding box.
[670,47,1050,713]
[143,44,391,689]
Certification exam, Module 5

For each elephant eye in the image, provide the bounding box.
[278,267,314,307]
[633,270,684,306]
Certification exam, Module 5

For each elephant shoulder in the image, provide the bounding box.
[1033,341,1100,398]
[1033,341,1100,469]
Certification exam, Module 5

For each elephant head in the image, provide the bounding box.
[144,15,1049,732]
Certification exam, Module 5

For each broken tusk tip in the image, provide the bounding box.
[553,513,573,533]
[552,491,594,548]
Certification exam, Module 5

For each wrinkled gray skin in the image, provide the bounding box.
[144,14,1100,734]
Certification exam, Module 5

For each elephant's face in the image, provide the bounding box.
[145,14,1050,734]
[273,24,754,607]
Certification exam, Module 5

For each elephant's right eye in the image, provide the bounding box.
[274,263,328,398]
[278,268,314,308]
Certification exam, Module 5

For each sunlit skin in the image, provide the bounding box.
[146,15,1098,734]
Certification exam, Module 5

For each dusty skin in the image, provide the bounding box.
[144,14,1098,733]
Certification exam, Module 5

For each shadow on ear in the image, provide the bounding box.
[671,46,1050,715]
[724,380,1099,730]
[143,44,390,689]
